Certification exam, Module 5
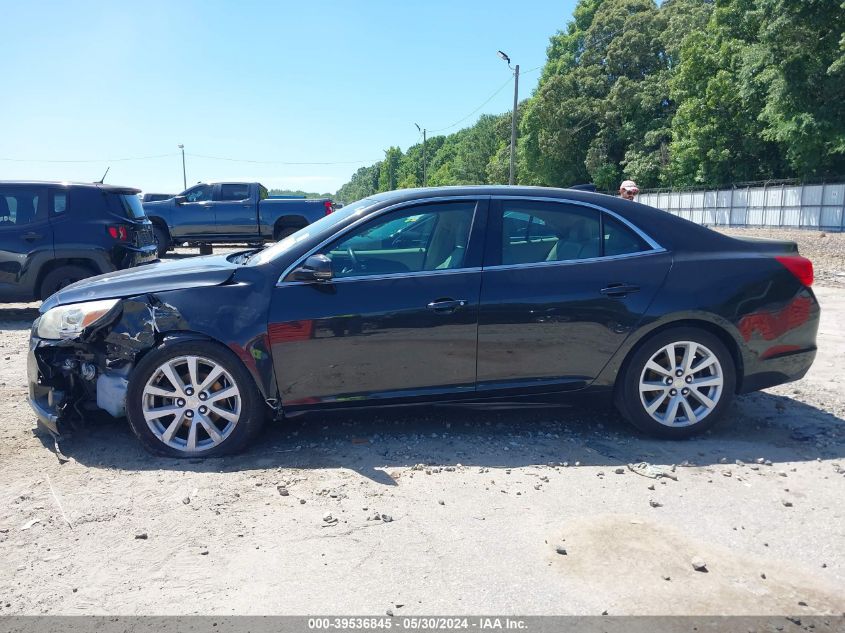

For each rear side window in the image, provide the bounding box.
[499,201,601,265]
[0,187,43,227]
[51,190,68,215]
[218,184,251,201]
[602,214,651,256]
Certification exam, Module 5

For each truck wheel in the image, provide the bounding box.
[152,225,170,258]
[199,244,213,255]
[274,223,306,241]
[39,265,95,299]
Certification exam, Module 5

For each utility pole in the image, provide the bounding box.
[498,51,519,185]
[178,144,186,190]
[415,123,427,187]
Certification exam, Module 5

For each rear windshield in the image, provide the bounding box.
[117,193,146,219]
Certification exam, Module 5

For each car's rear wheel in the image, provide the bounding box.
[617,327,736,438]
[39,264,94,299]
[126,340,265,456]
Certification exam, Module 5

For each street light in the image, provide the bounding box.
[177,144,186,190]
[498,50,519,185]
[414,123,427,187]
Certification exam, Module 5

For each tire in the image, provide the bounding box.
[152,225,170,258]
[616,327,736,439]
[198,244,213,255]
[39,264,95,299]
[274,225,302,241]
[125,340,266,457]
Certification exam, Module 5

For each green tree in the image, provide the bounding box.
[378,146,403,192]
[334,0,845,198]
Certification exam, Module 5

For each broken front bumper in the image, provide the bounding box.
[27,334,130,435]
[27,337,64,434]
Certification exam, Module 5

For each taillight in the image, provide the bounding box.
[107,225,129,241]
[324,200,333,216]
[775,255,813,287]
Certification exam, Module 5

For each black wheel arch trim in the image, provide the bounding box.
[595,311,747,395]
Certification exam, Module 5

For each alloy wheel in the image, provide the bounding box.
[638,341,724,427]
[141,355,242,453]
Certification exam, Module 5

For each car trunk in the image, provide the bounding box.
[729,235,799,254]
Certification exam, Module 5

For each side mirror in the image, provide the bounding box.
[174,195,187,205]
[291,254,333,283]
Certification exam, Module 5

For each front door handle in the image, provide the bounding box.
[600,282,641,298]
[427,298,468,313]
[22,232,42,242]
[200,202,212,208]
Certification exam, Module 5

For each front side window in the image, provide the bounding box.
[320,201,476,279]
[0,188,41,227]
[500,201,601,265]
[218,184,251,201]
[184,185,212,203]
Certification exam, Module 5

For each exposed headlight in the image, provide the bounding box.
[36,299,121,340]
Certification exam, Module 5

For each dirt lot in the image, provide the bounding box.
[0,238,843,616]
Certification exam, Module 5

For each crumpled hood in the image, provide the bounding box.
[40,255,239,312]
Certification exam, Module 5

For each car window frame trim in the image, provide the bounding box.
[276,194,666,285]
[276,195,489,286]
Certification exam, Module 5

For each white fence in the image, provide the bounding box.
[636,182,845,231]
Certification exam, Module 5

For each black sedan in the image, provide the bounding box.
[27,186,819,456]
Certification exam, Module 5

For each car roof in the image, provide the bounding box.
[362,185,731,252]
[0,180,141,195]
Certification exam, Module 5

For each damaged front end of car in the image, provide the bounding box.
[28,295,189,435]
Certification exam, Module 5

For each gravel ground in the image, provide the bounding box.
[0,243,843,616]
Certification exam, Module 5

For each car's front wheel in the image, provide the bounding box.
[126,340,266,456]
[616,327,736,439]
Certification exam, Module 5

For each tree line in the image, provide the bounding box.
[336,0,845,203]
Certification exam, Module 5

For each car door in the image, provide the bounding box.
[0,184,53,300]
[210,183,257,239]
[268,198,487,407]
[476,197,672,393]
[171,184,215,240]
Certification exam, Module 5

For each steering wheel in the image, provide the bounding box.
[346,247,361,271]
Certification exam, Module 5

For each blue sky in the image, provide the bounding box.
[0,0,576,194]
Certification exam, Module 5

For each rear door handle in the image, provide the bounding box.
[427,298,468,313]
[200,202,213,208]
[22,232,42,242]
[600,282,640,298]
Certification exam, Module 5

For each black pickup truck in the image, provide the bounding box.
[143,182,333,256]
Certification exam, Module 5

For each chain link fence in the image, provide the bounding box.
[636,182,845,232]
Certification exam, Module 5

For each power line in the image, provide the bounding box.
[0,152,380,167]
[427,76,514,133]
[187,153,380,166]
[0,153,178,163]
[423,64,544,135]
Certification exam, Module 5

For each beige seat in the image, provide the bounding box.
[424,212,470,270]
[546,219,599,262]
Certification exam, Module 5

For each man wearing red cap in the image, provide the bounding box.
[619,179,639,200]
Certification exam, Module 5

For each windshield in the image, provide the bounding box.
[248,197,378,266]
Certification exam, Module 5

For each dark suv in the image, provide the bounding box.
[0,181,158,301]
